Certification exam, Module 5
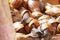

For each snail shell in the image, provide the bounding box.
[45,3,60,16]
[9,0,23,9]
[41,23,55,35]
[25,19,40,33]
[19,7,29,23]
[28,0,40,12]
[23,0,28,9]
[56,16,60,23]
[38,15,51,21]
[29,19,40,28]
[57,24,60,33]
[30,11,43,18]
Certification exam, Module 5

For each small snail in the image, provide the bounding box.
[25,19,40,33]
[38,15,51,24]
[19,7,30,23]
[26,17,33,23]
[30,11,43,19]
[56,16,60,23]
[28,0,43,18]
[45,3,60,16]
[25,25,32,33]
[28,0,40,12]
[38,15,51,21]
[9,0,23,9]
[41,23,55,35]
[48,18,58,27]
[19,7,29,19]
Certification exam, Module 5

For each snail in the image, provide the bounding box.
[9,0,23,9]
[30,11,43,19]
[48,18,58,27]
[45,3,60,16]
[38,15,51,21]
[40,23,55,35]
[25,17,33,23]
[29,19,40,28]
[28,0,40,12]
[38,15,51,24]
[25,19,40,33]
[18,7,30,24]
[22,0,28,9]
[19,7,29,20]
[28,0,43,18]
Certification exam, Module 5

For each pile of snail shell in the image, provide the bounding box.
[8,0,60,40]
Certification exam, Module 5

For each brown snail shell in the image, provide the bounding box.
[25,19,40,33]
[30,11,43,19]
[29,19,40,28]
[38,19,48,24]
[22,0,28,9]
[41,23,54,35]
[48,18,58,24]
[26,17,33,23]
[19,7,29,22]
[48,18,58,29]
[40,23,51,31]
[38,15,51,21]
[56,16,60,23]
[9,0,23,9]
[57,24,60,33]
[45,3,60,16]
[25,24,32,33]
[38,15,51,24]
[19,7,28,17]
[28,0,40,12]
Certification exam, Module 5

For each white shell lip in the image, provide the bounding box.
[13,22,21,28]
[48,18,58,24]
